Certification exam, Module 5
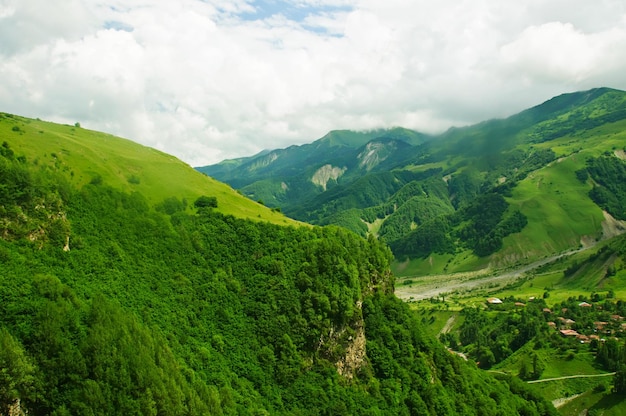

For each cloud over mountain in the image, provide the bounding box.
[1,0,625,166]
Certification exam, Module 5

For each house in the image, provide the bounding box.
[594,322,608,331]
[611,315,624,321]
[542,308,552,314]
[547,322,556,329]
[515,302,525,307]
[487,297,503,304]
[579,302,592,308]
[560,329,580,337]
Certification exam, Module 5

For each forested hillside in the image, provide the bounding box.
[0,119,556,414]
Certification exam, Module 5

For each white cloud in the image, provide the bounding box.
[499,21,626,83]
[1,0,626,166]
[0,0,97,54]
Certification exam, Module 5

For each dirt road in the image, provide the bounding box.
[527,372,616,384]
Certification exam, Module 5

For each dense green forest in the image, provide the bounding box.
[0,139,558,415]
[583,155,626,220]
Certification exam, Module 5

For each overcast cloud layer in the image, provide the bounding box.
[1,0,626,166]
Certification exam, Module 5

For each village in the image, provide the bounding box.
[485,295,626,345]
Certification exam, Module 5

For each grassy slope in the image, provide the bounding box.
[494,346,611,414]
[502,119,626,257]
[0,113,299,225]
[479,235,626,305]
[559,391,626,415]
[394,116,626,277]
[498,156,603,261]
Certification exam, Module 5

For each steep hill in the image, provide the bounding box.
[198,88,626,274]
[0,115,556,414]
[0,113,296,226]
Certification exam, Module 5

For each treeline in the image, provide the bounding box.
[580,154,626,220]
[0,144,555,414]
[532,108,626,143]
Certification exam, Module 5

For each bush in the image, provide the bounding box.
[575,169,589,182]
[90,174,103,185]
[593,383,607,393]
[194,195,218,209]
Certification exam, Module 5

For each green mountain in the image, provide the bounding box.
[0,113,556,414]
[197,128,429,206]
[198,88,626,274]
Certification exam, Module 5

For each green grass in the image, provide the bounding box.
[366,217,385,237]
[499,119,626,265]
[494,345,609,400]
[392,250,492,277]
[500,157,604,257]
[395,147,609,274]
[0,113,301,226]
[398,115,626,277]
[540,351,602,379]
[409,310,462,337]
[559,391,626,416]
[404,160,449,172]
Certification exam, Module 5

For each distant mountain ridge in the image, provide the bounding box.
[198,127,428,188]
[197,87,626,274]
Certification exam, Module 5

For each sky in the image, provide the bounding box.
[1,0,626,167]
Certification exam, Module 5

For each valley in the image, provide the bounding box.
[406,230,626,415]
[0,112,559,415]
[200,87,626,275]
[395,214,625,302]
[2,87,626,415]
[197,87,626,415]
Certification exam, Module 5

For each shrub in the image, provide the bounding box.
[194,195,218,209]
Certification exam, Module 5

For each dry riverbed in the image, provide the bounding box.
[395,249,585,301]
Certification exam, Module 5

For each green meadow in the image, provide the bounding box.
[1,113,299,225]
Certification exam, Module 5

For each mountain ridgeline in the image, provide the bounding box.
[0,114,556,414]
[198,88,626,273]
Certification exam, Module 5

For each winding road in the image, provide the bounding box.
[527,372,616,384]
